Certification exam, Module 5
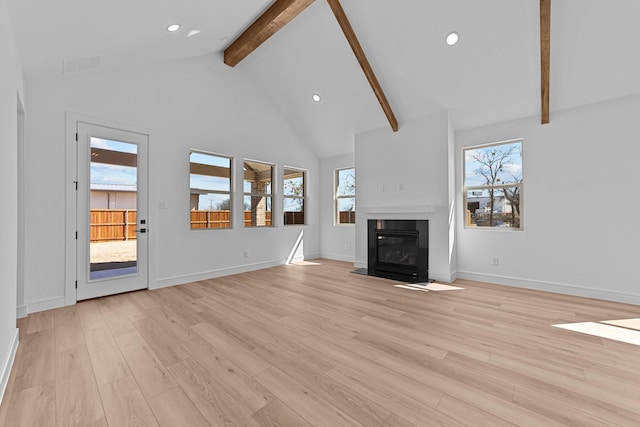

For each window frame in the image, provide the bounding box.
[462,138,524,231]
[243,159,274,228]
[334,166,356,226]
[283,166,306,226]
[189,149,233,230]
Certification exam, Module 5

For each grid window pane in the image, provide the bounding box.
[244,160,273,227]
[284,199,305,225]
[284,167,305,225]
[190,151,232,229]
[335,167,355,224]
[463,140,523,230]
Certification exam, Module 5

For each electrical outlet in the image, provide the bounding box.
[243,251,248,258]
[492,257,499,267]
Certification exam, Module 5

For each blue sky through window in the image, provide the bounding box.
[90,137,137,187]
[464,141,522,187]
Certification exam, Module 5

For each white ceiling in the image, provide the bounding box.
[8,0,640,158]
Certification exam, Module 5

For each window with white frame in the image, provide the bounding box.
[243,160,273,227]
[283,167,306,225]
[335,167,355,225]
[189,151,232,229]
[463,139,523,229]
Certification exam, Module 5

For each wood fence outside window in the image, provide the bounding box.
[91,209,353,240]
[90,210,137,242]
[339,211,356,224]
[91,210,275,239]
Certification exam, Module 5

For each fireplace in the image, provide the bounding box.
[368,219,428,282]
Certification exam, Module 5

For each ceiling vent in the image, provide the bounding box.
[63,56,100,75]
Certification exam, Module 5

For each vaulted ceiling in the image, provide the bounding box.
[8,0,640,157]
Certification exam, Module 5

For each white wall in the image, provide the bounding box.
[320,153,356,262]
[0,0,24,404]
[354,111,457,282]
[23,54,320,313]
[456,94,640,304]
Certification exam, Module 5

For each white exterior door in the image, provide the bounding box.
[76,122,148,300]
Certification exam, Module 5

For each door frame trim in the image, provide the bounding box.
[65,112,153,305]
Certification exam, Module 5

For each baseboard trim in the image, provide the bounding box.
[288,255,306,264]
[0,328,19,407]
[16,305,27,319]
[319,253,355,263]
[429,271,456,283]
[26,296,67,315]
[153,258,288,289]
[300,253,322,262]
[457,271,640,305]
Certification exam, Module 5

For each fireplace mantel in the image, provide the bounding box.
[359,205,436,215]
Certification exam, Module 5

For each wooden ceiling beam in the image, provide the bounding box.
[224,0,315,67]
[327,0,398,132]
[540,0,550,124]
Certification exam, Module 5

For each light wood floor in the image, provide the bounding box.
[1,259,639,426]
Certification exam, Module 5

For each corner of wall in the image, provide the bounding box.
[16,306,26,319]
[0,328,19,407]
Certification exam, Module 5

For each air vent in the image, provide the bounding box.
[63,56,100,75]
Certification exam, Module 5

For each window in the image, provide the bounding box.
[189,151,232,229]
[283,167,306,225]
[335,167,355,224]
[463,139,523,229]
[243,160,273,227]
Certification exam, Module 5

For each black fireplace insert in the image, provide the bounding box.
[368,219,428,282]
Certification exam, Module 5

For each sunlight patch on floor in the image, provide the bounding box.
[601,318,640,331]
[553,321,640,346]
[290,260,323,266]
[393,283,464,292]
[414,283,465,291]
[394,284,430,292]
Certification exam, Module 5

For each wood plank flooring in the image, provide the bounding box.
[1,259,639,426]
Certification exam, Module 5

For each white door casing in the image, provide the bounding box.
[75,121,149,300]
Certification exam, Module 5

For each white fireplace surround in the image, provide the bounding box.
[355,204,455,283]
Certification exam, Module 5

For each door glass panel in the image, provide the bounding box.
[89,137,138,280]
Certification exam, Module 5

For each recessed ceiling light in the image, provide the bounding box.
[312,93,321,102]
[187,30,201,38]
[446,32,459,46]
[167,24,180,32]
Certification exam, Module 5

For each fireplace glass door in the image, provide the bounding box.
[375,230,419,277]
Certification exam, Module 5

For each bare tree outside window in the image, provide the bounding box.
[464,140,523,229]
[283,167,306,225]
[335,167,355,224]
